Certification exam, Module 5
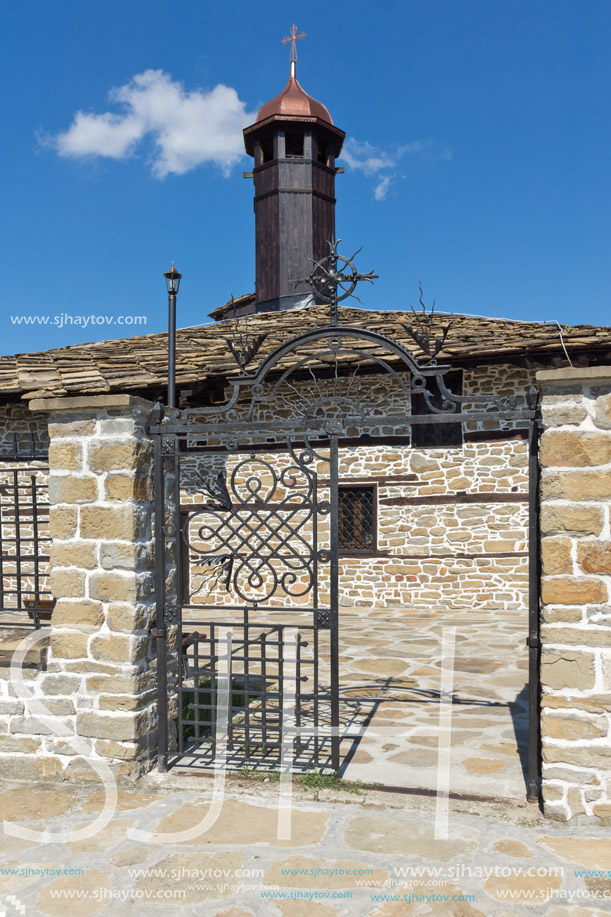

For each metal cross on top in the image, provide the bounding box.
[282,24,306,63]
[295,239,378,325]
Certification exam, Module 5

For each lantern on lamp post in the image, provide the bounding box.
[164,261,182,408]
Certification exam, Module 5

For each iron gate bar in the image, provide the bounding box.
[31,476,41,602]
[261,632,268,752]
[329,433,340,771]
[13,471,21,606]
[153,429,169,772]
[161,410,536,437]
[527,415,541,802]
[210,625,216,756]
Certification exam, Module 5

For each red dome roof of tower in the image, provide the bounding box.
[256,64,334,125]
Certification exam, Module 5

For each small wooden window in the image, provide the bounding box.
[338,486,376,554]
[285,132,304,158]
[411,370,463,449]
[261,137,274,163]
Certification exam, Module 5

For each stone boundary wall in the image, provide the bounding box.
[0,402,49,458]
[0,395,159,781]
[538,367,611,823]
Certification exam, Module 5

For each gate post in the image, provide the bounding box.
[537,368,611,823]
[28,394,159,778]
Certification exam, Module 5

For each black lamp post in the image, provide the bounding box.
[164,261,182,408]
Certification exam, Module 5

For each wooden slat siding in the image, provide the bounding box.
[253,144,337,303]
[1,304,609,402]
[378,492,528,507]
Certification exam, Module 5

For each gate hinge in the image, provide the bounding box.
[526,636,541,649]
[150,626,166,638]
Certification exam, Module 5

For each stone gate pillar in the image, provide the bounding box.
[538,368,611,823]
[27,394,158,778]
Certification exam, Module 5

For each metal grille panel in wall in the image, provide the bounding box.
[338,486,376,553]
[0,461,51,629]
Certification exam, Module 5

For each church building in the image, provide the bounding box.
[0,42,609,824]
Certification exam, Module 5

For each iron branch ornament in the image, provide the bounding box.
[294,239,378,324]
[402,282,452,364]
[224,299,268,372]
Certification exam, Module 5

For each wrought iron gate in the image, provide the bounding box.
[152,243,541,789]
[153,421,341,772]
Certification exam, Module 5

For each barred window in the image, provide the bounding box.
[411,369,463,448]
[338,486,376,554]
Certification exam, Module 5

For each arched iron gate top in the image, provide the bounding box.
[151,321,537,437]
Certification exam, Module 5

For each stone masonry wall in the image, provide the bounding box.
[0,402,49,457]
[0,395,159,781]
[178,359,534,618]
[180,360,535,614]
[182,438,529,612]
[538,368,611,824]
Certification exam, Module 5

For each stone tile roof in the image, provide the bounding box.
[1,305,610,401]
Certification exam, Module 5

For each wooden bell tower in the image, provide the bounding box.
[243,37,345,313]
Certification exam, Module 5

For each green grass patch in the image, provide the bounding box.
[236,768,366,795]
[239,767,281,781]
[298,773,365,795]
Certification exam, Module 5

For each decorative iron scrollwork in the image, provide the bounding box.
[294,238,378,324]
[184,455,317,604]
[191,553,234,594]
[402,283,452,364]
[163,603,180,624]
[201,471,232,511]
[273,337,413,433]
[224,309,268,372]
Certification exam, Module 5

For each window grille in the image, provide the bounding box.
[338,486,376,554]
[0,467,51,624]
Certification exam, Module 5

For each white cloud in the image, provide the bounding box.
[340,137,448,200]
[49,69,257,178]
[340,139,399,176]
[373,175,392,201]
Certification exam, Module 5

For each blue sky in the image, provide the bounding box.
[2,0,610,354]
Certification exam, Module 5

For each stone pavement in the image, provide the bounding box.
[336,609,528,798]
[179,606,529,799]
[0,773,609,916]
